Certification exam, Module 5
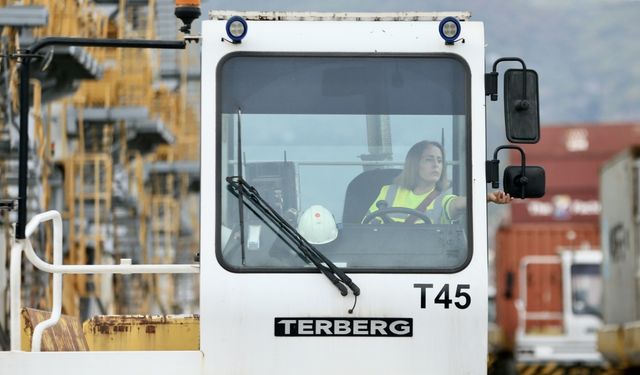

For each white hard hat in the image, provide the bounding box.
[297,205,339,245]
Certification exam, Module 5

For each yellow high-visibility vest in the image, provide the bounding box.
[365,185,456,224]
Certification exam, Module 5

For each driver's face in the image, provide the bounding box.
[418,145,443,185]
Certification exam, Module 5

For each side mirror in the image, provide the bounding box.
[486,145,545,199]
[503,165,545,199]
[504,69,540,144]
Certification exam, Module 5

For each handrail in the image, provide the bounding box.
[10,210,200,352]
[27,212,62,352]
[10,241,25,351]
[224,160,461,167]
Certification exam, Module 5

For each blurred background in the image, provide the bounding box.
[2,0,640,373]
[0,0,201,340]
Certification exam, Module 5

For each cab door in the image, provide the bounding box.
[200,17,488,374]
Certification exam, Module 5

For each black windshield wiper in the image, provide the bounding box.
[226,176,360,298]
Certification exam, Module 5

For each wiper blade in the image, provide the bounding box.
[226,176,360,297]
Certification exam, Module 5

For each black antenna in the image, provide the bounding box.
[237,108,246,265]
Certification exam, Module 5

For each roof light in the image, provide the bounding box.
[438,17,461,45]
[226,16,248,43]
[174,0,201,34]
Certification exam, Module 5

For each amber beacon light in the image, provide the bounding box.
[175,0,201,34]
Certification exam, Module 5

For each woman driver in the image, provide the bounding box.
[365,140,512,224]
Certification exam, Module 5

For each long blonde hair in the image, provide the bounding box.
[394,140,448,192]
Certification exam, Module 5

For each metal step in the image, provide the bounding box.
[127,118,175,153]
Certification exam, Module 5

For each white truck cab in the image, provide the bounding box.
[200,11,487,375]
[2,10,544,375]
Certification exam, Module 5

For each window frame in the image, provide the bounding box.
[570,264,602,317]
[215,52,473,274]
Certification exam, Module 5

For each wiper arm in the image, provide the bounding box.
[226,176,360,297]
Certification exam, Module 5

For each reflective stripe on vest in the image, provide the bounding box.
[383,184,446,224]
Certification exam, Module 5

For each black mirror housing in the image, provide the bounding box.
[503,166,545,199]
[504,69,540,144]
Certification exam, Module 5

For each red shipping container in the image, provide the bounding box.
[507,123,640,224]
[533,158,606,191]
[519,124,640,160]
[510,188,600,223]
[495,223,600,347]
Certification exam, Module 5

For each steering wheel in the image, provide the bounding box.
[362,207,432,224]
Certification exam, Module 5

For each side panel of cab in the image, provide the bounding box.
[200,18,487,374]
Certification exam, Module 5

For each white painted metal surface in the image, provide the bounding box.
[209,10,472,22]
[2,351,203,374]
[200,17,488,375]
[600,150,640,324]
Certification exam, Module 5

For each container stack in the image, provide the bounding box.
[495,124,640,348]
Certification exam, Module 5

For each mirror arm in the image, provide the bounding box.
[486,145,527,198]
[486,159,500,188]
[486,57,528,105]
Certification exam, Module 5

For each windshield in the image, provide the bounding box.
[571,264,602,317]
[217,54,471,272]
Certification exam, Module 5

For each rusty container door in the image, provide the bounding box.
[495,223,600,347]
[523,262,564,334]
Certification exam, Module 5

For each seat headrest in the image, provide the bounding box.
[342,168,402,223]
